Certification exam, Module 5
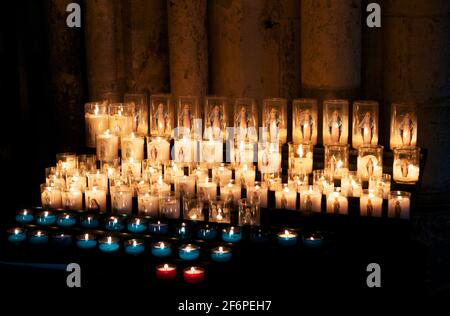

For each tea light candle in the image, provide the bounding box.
[179,244,200,261]
[211,246,232,262]
[198,177,217,200]
[138,191,159,217]
[275,184,297,210]
[76,233,97,249]
[326,190,348,215]
[222,226,242,243]
[156,263,177,280]
[151,241,172,258]
[388,191,411,219]
[121,133,145,161]
[212,163,232,186]
[302,232,324,248]
[360,190,383,217]
[105,216,125,231]
[197,225,217,240]
[247,182,268,208]
[124,239,145,255]
[36,211,56,226]
[147,136,171,162]
[16,209,34,224]
[300,186,322,213]
[56,213,76,227]
[99,236,120,253]
[7,227,26,243]
[30,230,49,244]
[149,221,169,234]
[183,266,205,284]
[176,222,190,239]
[235,164,256,187]
[85,186,107,212]
[220,180,241,204]
[96,129,119,161]
[277,229,298,246]
[127,218,147,233]
[52,232,73,246]
[80,215,99,229]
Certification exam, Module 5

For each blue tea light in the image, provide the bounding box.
[36,211,56,226]
[124,239,145,255]
[211,246,232,262]
[149,221,169,235]
[105,216,125,231]
[76,233,97,249]
[302,232,324,248]
[80,214,99,229]
[176,222,190,239]
[7,227,26,243]
[99,236,120,253]
[56,213,76,228]
[222,226,242,243]
[127,218,147,233]
[179,244,200,261]
[15,209,34,224]
[52,232,73,246]
[30,230,49,244]
[250,227,270,243]
[151,241,172,258]
[197,225,217,240]
[277,229,298,246]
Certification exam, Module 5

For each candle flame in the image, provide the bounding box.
[44,211,49,217]
[190,267,196,272]
[14,229,19,235]
[219,246,224,252]
[84,233,89,240]
[133,240,137,247]
[160,242,165,248]
[136,219,140,225]
[163,264,169,270]
[107,236,112,244]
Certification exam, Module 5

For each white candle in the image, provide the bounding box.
[300,186,322,213]
[326,190,348,215]
[235,164,256,187]
[368,174,391,199]
[341,172,362,197]
[393,159,420,183]
[96,129,119,161]
[174,137,194,163]
[62,187,83,210]
[121,133,144,161]
[212,163,232,186]
[138,191,159,217]
[85,105,109,147]
[87,170,108,190]
[220,180,241,203]
[164,162,184,184]
[200,140,223,164]
[258,146,281,174]
[151,176,171,195]
[198,177,217,200]
[85,186,107,212]
[275,184,297,210]
[159,194,180,219]
[122,158,142,177]
[175,175,196,196]
[388,191,411,219]
[147,136,170,162]
[111,186,133,215]
[247,182,268,208]
[109,112,134,140]
[357,155,382,180]
[360,190,383,217]
[40,185,62,209]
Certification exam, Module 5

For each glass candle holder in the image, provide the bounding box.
[30,230,49,245]
[326,188,348,215]
[222,226,242,243]
[393,146,420,184]
[87,170,108,190]
[85,186,107,212]
[105,216,125,231]
[262,98,287,144]
[204,96,228,141]
[289,142,313,174]
[390,102,418,149]
[149,221,169,234]
[247,181,268,208]
[198,177,217,201]
[258,142,281,174]
[220,179,241,204]
[36,210,56,226]
[78,154,97,174]
[111,185,133,215]
[235,163,256,187]
[80,214,99,229]
[62,185,83,211]
[368,173,391,199]
[176,96,201,139]
[137,188,159,217]
[352,100,379,148]
[275,184,297,210]
[96,129,119,162]
[16,208,34,224]
[101,159,121,180]
[52,232,73,247]
[142,161,163,181]
[232,140,257,167]
[179,244,200,261]
[341,171,362,197]
[175,175,196,197]
[56,213,76,228]
[156,263,177,280]
[200,139,223,165]
[40,184,62,209]
[122,158,142,178]
[124,93,148,136]
[108,103,134,142]
[313,170,334,195]
[76,233,97,249]
[238,198,260,226]
[159,193,180,219]
[99,236,120,253]
[388,191,411,219]
[360,189,383,217]
[150,94,173,138]
[8,227,26,243]
[151,241,172,257]
[45,167,66,188]
[357,145,383,180]
[127,217,147,233]
[209,197,231,223]
[85,101,109,148]
[288,171,309,193]
[124,238,145,255]
[323,99,349,145]
[65,169,87,192]
[324,144,349,179]
[121,133,145,161]
[234,97,258,142]
[183,266,205,284]
[56,152,77,172]
[293,98,318,145]
[173,136,195,163]
[197,224,217,240]
[211,246,232,262]
[300,185,322,213]
[183,196,204,221]
[212,163,232,187]
[277,229,298,246]
[147,136,171,162]
[151,176,171,195]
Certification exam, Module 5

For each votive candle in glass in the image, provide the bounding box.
[80,214,99,229]
[36,210,56,226]
[262,98,287,144]
[212,163,232,187]
[183,195,204,221]
[159,193,180,219]
[204,96,228,141]
[96,129,119,162]
[322,99,349,145]
[156,263,177,280]
[127,217,147,233]
[183,266,205,284]
[258,142,281,175]
[175,175,196,197]
[393,146,420,184]
[247,181,268,208]
[234,97,258,143]
[352,100,379,148]
[121,133,145,161]
[105,216,125,231]
[360,189,383,217]
[390,102,418,149]
[147,136,171,162]
[85,101,108,148]
[220,179,241,204]
[208,197,230,224]
[302,232,324,248]
[324,144,349,179]
[137,188,159,217]
[198,177,217,201]
[108,103,134,144]
[124,92,148,135]
[149,221,169,234]
[388,191,411,219]
[357,145,383,180]
[368,174,391,199]
[238,198,260,226]
[111,185,133,215]
[289,142,314,174]
[56,213,76,228]
[62,185,83,211]
[85,186,107,212]
[197,224,217,240]
[16,209,34,224]
[300,185,322,213]
[52,232,73,247]
[313,170,334,195]
[235,163,256,187]
[30,230,49,245]
[40,184,62,209]
[150,94,173,138]
[275,184,297,210]
[326,188,348,215]
[341,171,362,197]
[292,98,318,145]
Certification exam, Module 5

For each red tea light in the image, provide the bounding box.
[156,263,177,281]
[183,266,205,284]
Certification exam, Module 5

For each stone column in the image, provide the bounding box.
[167,0,208,97]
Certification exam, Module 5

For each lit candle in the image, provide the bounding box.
[258,142,282,174]
[7,227,26,243]
[110,186,133,215]
[85,186,107,212]
[76,233,97,249]
[137,190,159,217]
[174,137,194,163]
[178,244,200,261]
[56,213,76,228]
[222,226,242,243]
[183,196,204,221]
[209,198,231,223]
[175,175,196,197]
[121,133,145,161]
[80,215,99,229]
[147,136,171,162]
[109,103,134,143]
[300,185,322,213]
[99,236,120,253]
[52,232,73,247]
[388,191,411,219]
[277,229,298,246]
[87,170,108,190]
[341,172,362,197]
[212,163,232,186]
[176,222,190,239]
[275,184,297,210]
[96,129,119,161]
[149,221,169,234]
[211,246,232,262]
[62,186,83,210]
[15,209,34,224]
[247,182,268,208]
[393,160,420,184]
[105,216,125,232]
[122,158,142,177]
[220,180,240,204]
[183,266,205,284]
[159,194,181,219]
[164,161,184,184]
[368,174,391,199]
[360,190,383,217]
[198,177,217,200]
[85,102,109,148]
[156,263,177,280]
[30,230,49,245]
[127,218,147,233]
[289,142,314,174]
[40,185,62,209]
[200,139,223,165]
[197,224,217,240]
[313,170,334,195]
[302,232,324,248]
[151,241,172,258]
[36,211,56,226]
[124,239,145,255]
[235,164,256,187]
[326,189,349,215]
